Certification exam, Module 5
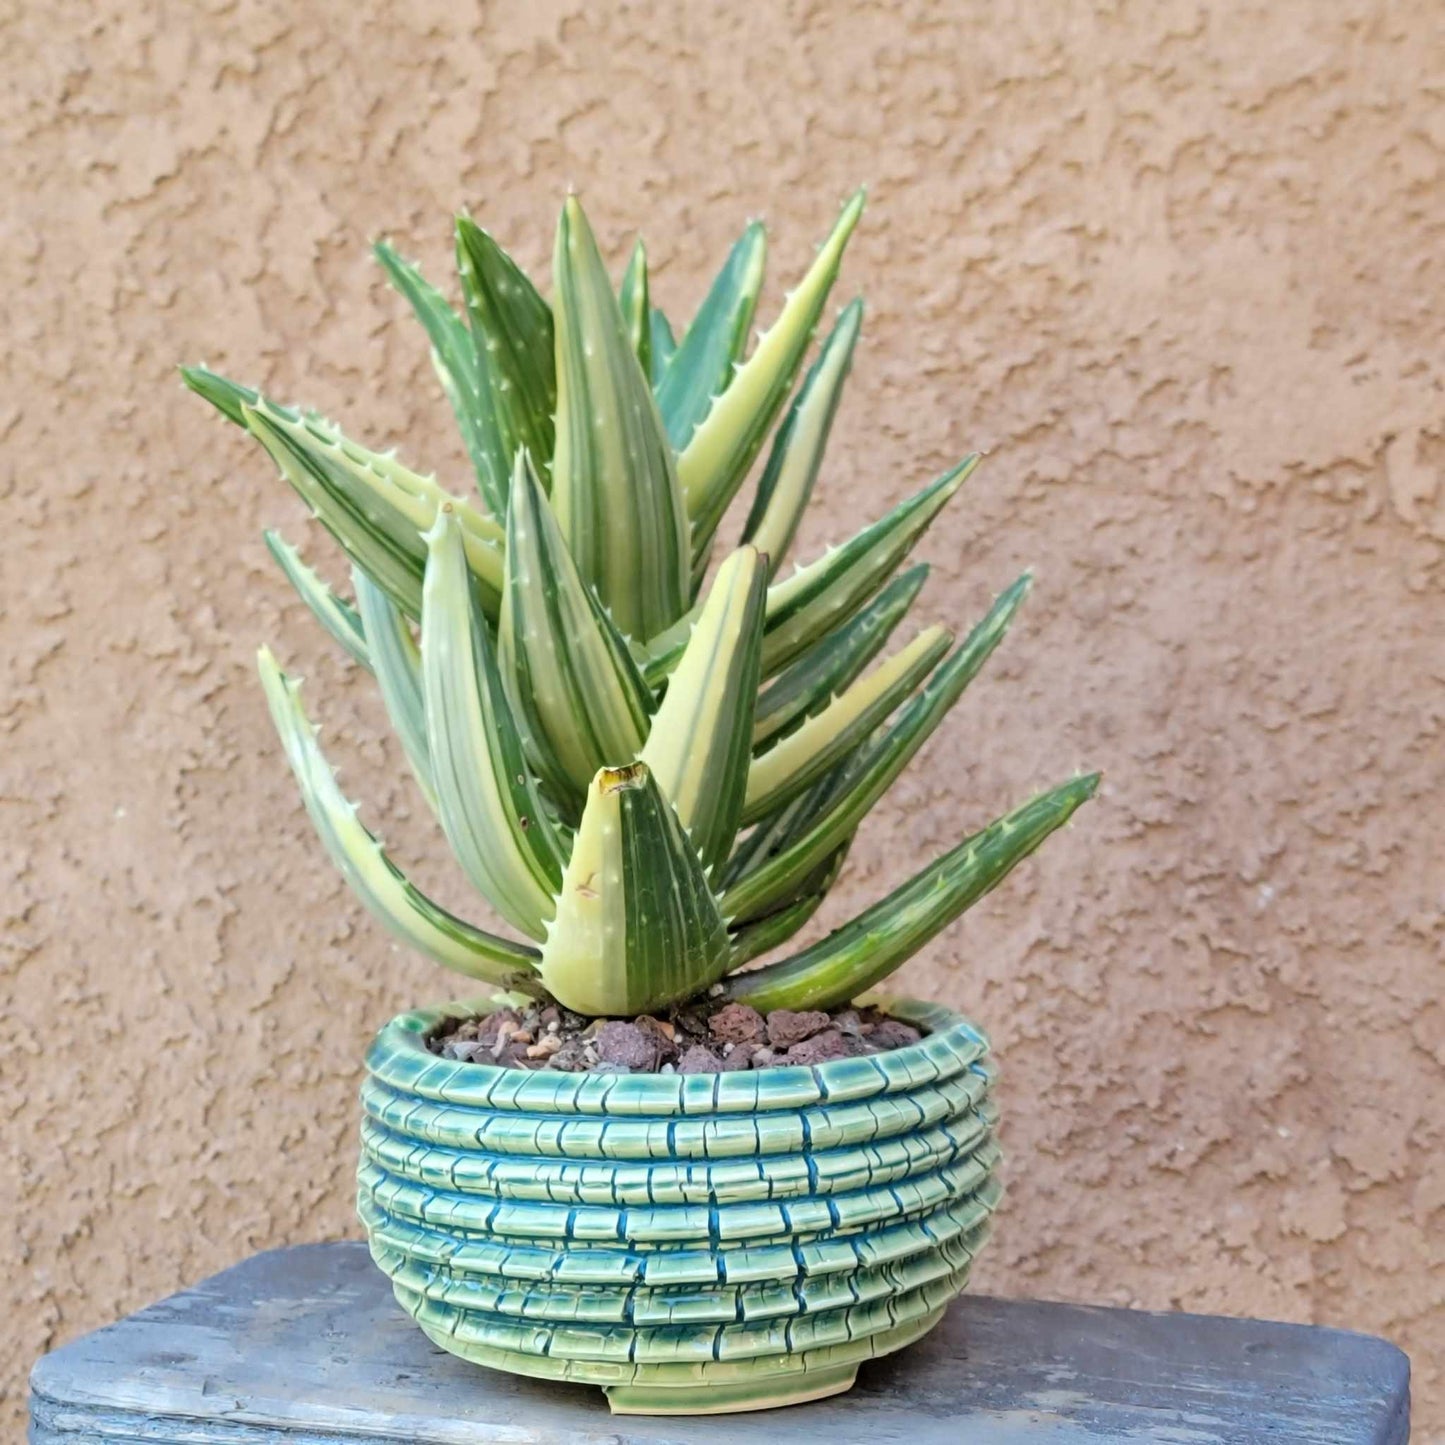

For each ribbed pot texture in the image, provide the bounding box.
[358,996,1001,1415]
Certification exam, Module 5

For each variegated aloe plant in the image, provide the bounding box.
[184,191,1097,1019]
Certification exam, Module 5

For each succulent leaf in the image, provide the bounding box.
[726,838,851,968]
[374,242,506,517]
[421,508,568,939]
[499,452,654,810]
[639,546,767,873]
[725,893,822,970]
[648,307,677,385]
[256,646,541,989]
[722,574,1031,924]
[353,569,436,812]
[761,454,978,674]
[727,773,1101,1012]
[454,217,556,490]
[245,407,430,618]
[202,196,1100,1020]
[753,562,928,749]
[538,762,730,1016]
[186,371,421,614]
[741,297,862,579]
[655,220,766,453]
[638,456,973,689]
[264,530,371,670]
[678,190,864,565]
[742,624,952,826]
[551,196,690,640]
[722,778,832,892]
[618,238,651,381]
[184,369,506,621]
[181,363,253,425]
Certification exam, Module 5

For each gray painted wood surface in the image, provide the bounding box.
[29,1242,1410,1443]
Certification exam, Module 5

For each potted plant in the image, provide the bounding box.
[184,189,1098,1416]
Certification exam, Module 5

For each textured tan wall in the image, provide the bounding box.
[3,0,1443,1433]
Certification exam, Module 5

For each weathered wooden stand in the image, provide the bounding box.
[29,1242,1409,1442]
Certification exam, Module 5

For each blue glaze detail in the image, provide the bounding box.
[359,997,1000,1409]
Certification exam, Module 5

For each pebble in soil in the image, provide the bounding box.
[425,995,923,1075]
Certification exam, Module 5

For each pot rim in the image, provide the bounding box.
[364,992,991,1117]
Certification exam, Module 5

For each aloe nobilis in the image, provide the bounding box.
[186,191,1096,1019]
[186,189,1098,1413]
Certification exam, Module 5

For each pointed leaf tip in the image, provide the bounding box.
[759,453,978,676]
[453,214,556,494]
[641,544,767,871]
[551,193,689,639]
[679,194,866,566]
[374,241,515,516]
[726,771,1099,1012]
[656,219,769,453]
[743,622,952,825]
[181,365,259,426]
[618,236,652,379]
[741,297,865,579]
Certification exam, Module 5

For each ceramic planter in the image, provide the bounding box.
[357,995,1001,1415]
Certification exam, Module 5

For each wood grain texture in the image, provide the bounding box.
[29,1242,1409,1443]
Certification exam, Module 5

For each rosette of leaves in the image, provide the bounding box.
[185,191,1097,1018]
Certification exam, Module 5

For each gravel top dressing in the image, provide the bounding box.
[426,996,923,1075]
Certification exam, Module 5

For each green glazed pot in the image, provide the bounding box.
[357,995,1001,1415]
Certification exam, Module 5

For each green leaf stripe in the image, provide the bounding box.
[256,646,541,989]
[550,197,690,641]
[727,774,1100,1012]
[421,508,567,939]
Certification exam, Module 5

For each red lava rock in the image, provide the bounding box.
[595,1020,662,1072]
[476,1010,520,1046]
[494,1038,538,1068]
[785,1029,853,1066]
[635,1015,679,1063]
[708,1002,765,1045]
[766,1009,830,1048]
[429,1000,928,1075]
[867,1019,922,1051]
[677,1044,727,1074]
[670,1006,712,1042]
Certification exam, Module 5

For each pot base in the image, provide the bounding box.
[603,1362,858,1415]
[409,1292,947,1415]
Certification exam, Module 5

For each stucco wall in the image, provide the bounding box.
[4,0,1443,1434]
